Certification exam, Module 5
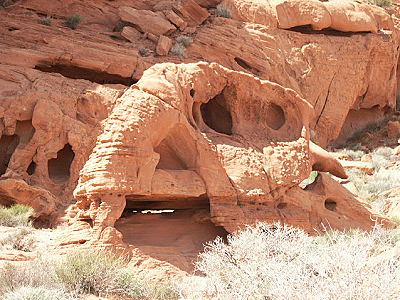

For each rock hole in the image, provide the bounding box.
[266,103,286,130]
[190,89,195,97]
[48,143,75,183]
[277,203,287,209]
[34,63,136,86]
[200,92,233,135]
[117,196,228,272]
[155,124,196,170]
[0,134,20,176]
[324,199,337,212]
[27,161,36,175]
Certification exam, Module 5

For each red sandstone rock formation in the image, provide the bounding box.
[0,0,398,268]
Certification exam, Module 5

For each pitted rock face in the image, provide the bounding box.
[71,62,385,237]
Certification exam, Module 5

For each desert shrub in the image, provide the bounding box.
[64,15,81,30]
[340,149,365,160]
[139,47,151,57]
[170,43,186,57]
[0,257,62,296]
[2,286,72,300]
[55,251,129,295]
[216,4,231,18]
[175,35,193,47]
[0,204,34,227]
[0,227,36,251]
[113,269,144,298]
[369,0,392,7]
[178,223,400,300]
[0,249,178,299]
[171,35,193,58]
[0,0,16,8]
[39,17,52,26]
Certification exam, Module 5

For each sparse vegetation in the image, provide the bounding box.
[39,17,52,26]
[215,4,232,18]
[0,0,16,9]
[171,36,193,58]
[178,223,400,299]
[139,47,151,57]
[339,148,365,160]
[0,204,34,227]
[175,35,193,47]
[113,20,128,32]
[0,227,36,251]
[64,15,81,30]
[368,0,392,7]
[3,287,71,300]
[0,251,178,299]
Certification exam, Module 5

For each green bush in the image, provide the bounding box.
[55,251,127,295]
[64,15,81,30]
[0,204,34,227]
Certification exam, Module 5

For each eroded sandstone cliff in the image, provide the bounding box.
[1,0,399,271]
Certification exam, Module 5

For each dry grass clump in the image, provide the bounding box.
[215,4,231,18]
[368,0,392,7]
[2,287,71,300]
[64,15,81,30]
[0,227,36,251]
[347,147,400,201]
[178,223,400,300]
[0,204,34,227]
[171,35,193,58]
[0,251,178,299]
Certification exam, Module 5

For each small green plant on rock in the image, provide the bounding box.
[64,15,81,30]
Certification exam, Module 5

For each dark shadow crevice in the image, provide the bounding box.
[34,63,136,86]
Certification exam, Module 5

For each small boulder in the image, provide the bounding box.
[119,7,176,36]
[173,0,210,26]
[121,26,141,43]
[387,121,400,140]
[156,35,173,56]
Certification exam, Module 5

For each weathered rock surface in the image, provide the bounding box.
[0,0,398,271]
[68,62,387,251]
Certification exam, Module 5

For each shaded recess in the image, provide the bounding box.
[0,135,20,176]
[117,197,228,272]
[154,124,197,170]
[34,63,136,86]
[201,92,233,135]
[287,25,368,37]
[48,144,75,183]
[266,103,286,130]
[325,199,337,212]
[234,57,261,76]
[27,161,36,175]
